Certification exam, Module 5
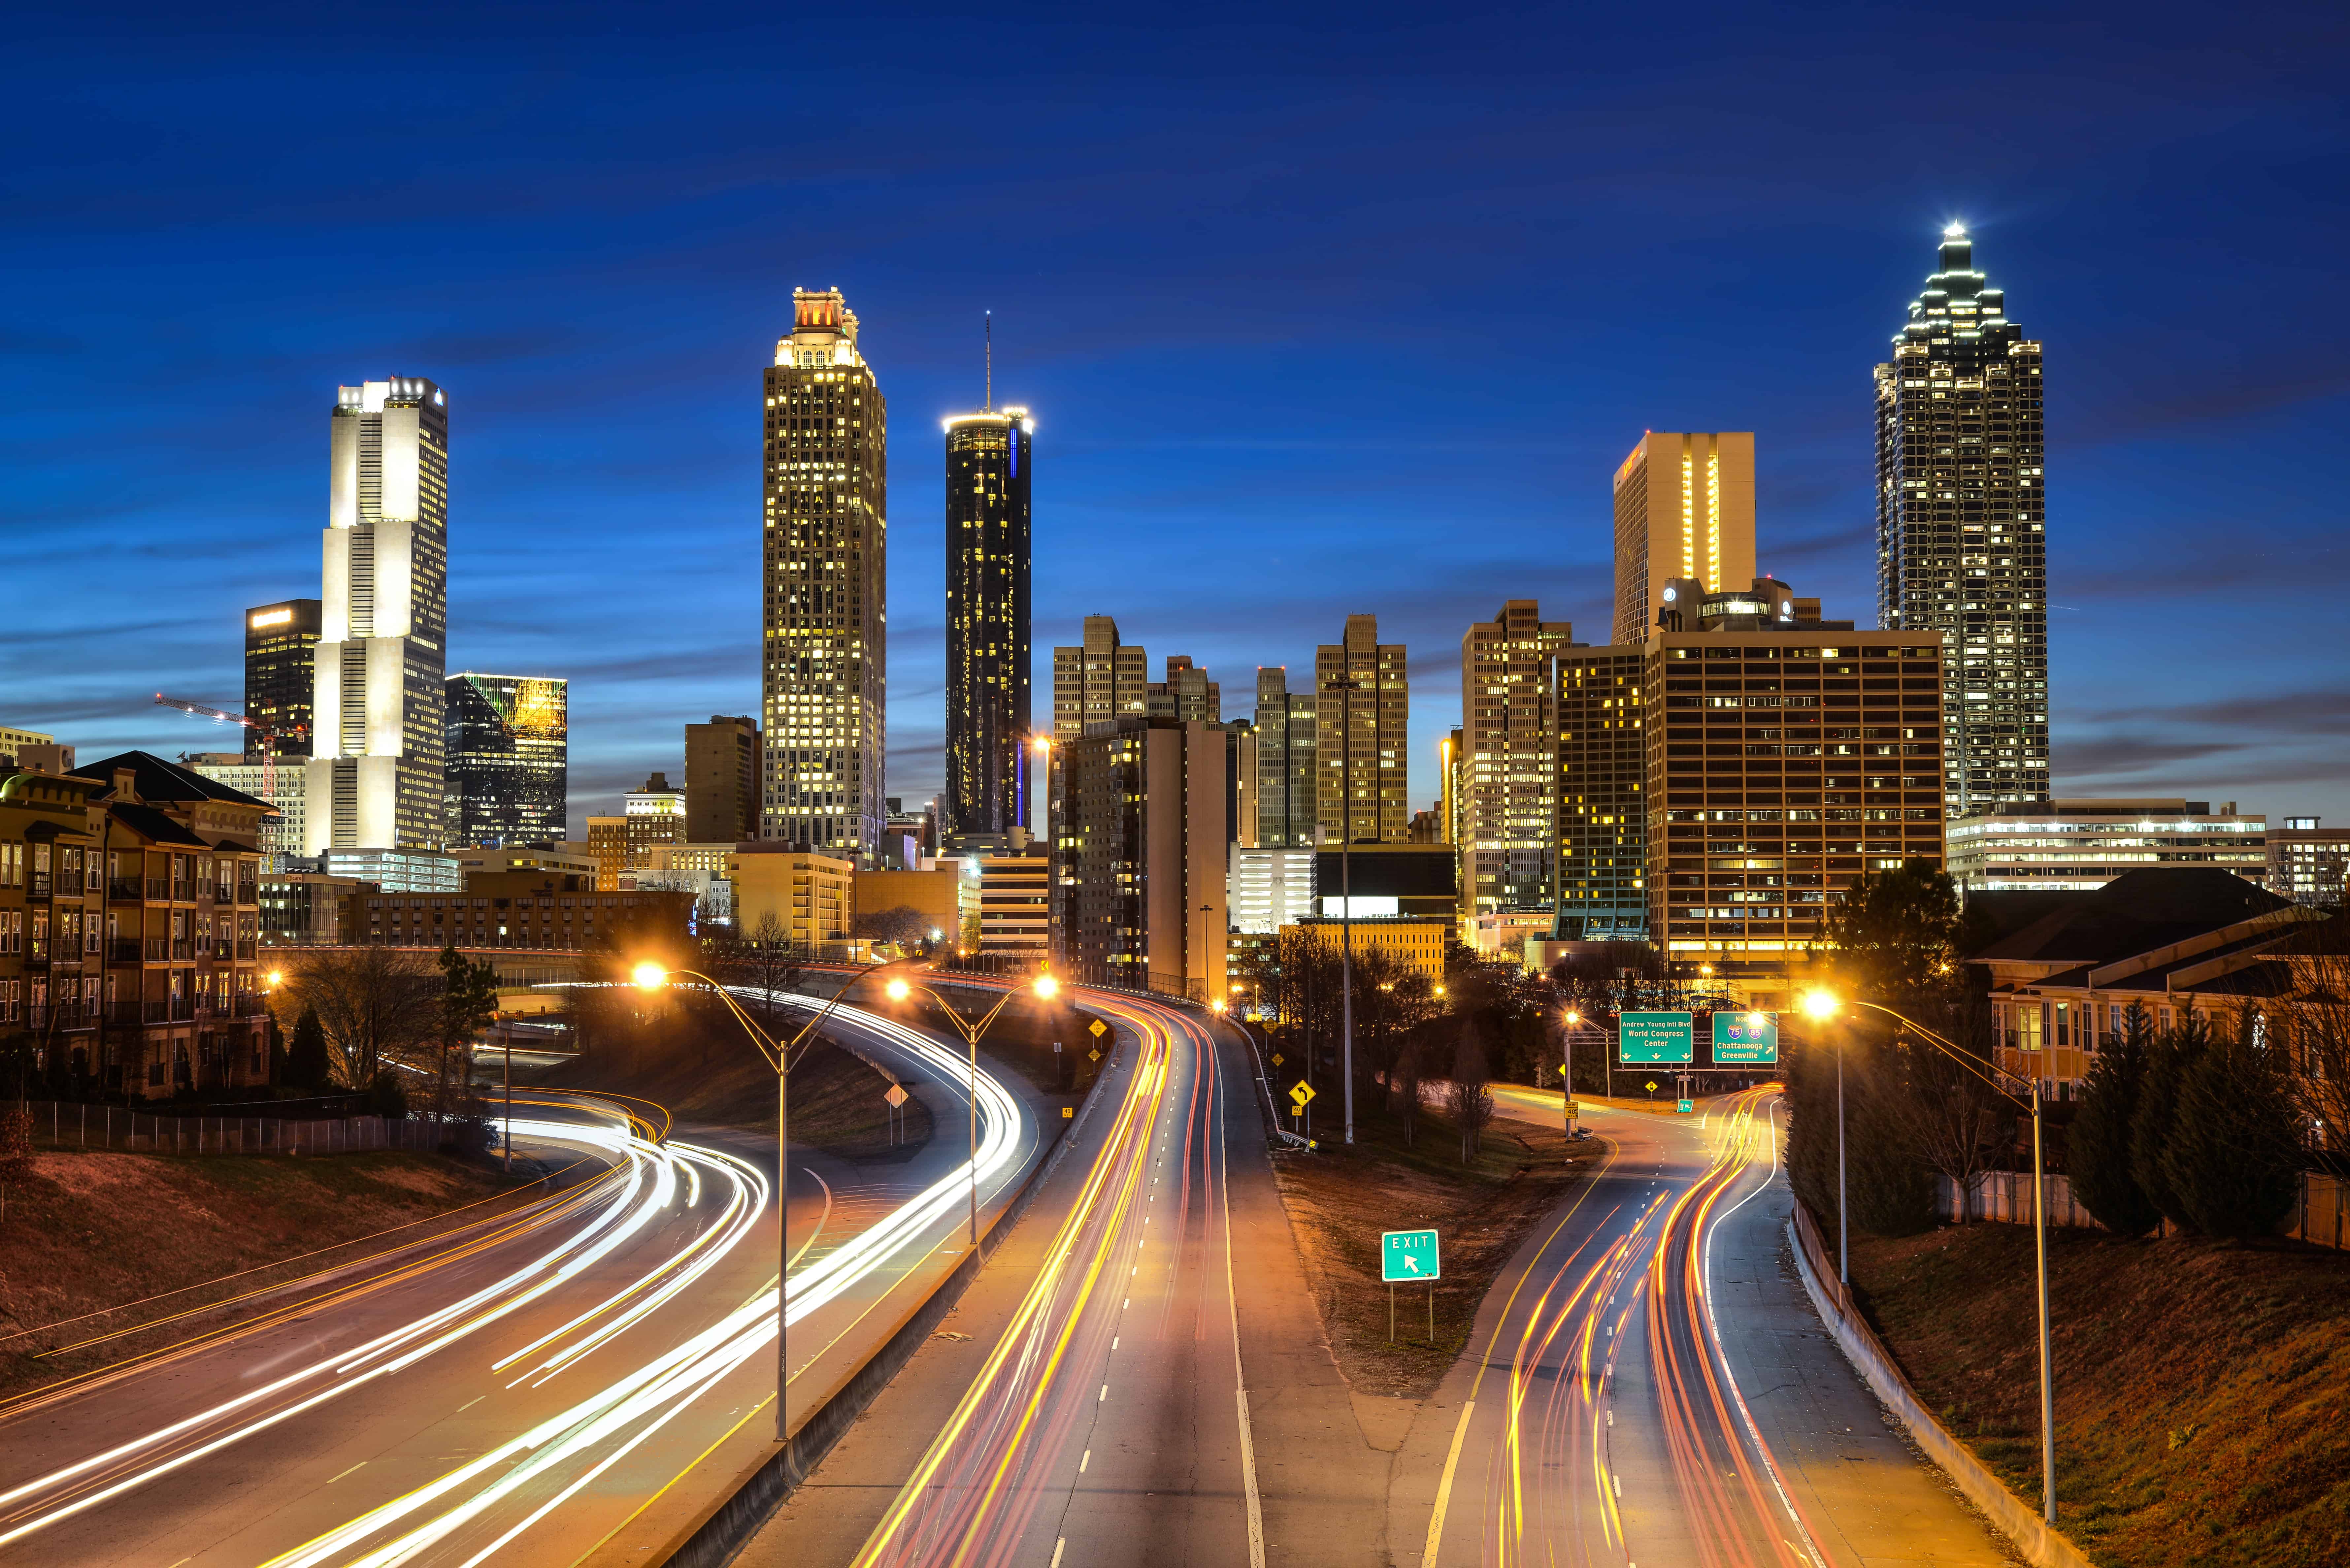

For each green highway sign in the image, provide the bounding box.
[1620,1011,1694,1063]
[1712,1010,1780,1064]
[1381,1228,1441,1283]
[1676,1099,1695,1113]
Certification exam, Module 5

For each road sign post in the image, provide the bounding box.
[1382,1228,1440,1343]
[1620,1012,1694,1064]
[1710,1010,1780,1065]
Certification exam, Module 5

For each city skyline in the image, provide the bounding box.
[8,7,2345,831]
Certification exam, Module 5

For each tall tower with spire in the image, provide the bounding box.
[762,288,888,858]
[941,321,1033,844]
[1875,225,2048,814]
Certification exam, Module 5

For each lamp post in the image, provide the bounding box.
[1561,1009,1579,1138]
[633,955,913,1451]
[1321,672,1364,1146]
[1801,988,2057,1526]
[886,970,1061,1249]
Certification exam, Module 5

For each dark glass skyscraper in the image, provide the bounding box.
[942,406,1032,841]
[1875,226,2048,813]
[444,673,568,846]
[243,598,320,756]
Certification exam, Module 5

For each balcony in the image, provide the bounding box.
[234,994,272,1017]
[109,878,144,901]
[147,878,171,901]
[29,872,50,899]
[143,998,196,1026]
[171,938,193,961]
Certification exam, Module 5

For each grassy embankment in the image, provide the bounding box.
[0,1149,521,1399]
[1270,1093,1596,1397]
[1850,1224,2350,1568]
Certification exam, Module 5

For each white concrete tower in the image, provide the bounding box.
[307,377,449,853]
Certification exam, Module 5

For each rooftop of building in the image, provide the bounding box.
[70,749,274,814]
[1971,868,2295,969]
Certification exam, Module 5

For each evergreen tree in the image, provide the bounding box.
[2130,1013,2212,1230]
[284,1006,331,1091]
[2069,1005,2160,1236]
[2161,1020,2306,1240]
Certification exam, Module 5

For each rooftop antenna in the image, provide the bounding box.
[984,311,993,412]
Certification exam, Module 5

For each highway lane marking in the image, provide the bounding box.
[458,1396,485,1413]
[1420,1399,1476,1567]
[1099,1384,1109,1401]
[1079,1449,1090,1472]
[1112,1337,1120,1350]
[328,1461,367,1484]
[1051,1539,1066,1567]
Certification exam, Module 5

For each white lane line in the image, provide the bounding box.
[328,1461,367,1484]
[1079,1450,1090,1473]
[1098,1384,1108,1402]
[1419,1399,1476,1566]
[1206,1019,1267,1568]
[456,1396,485,1413]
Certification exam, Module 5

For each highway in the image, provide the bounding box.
[0,993,1041,1568]
[744,984,1270,1568]
[1406,1084,2009,1568]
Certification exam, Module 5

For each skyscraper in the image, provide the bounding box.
[307,377,448,853]
[444,673,567,846]
[1252,667,1317,847]
[942,405,1032,841]
[686,715,761,843]
[762,288,887,860]
[1314,614,1408,845]
[1050,615,1147,739]
[1553,644,1646,941]
[1611,433,1756,646]
[1147,656,1220,723]
[1875,225,2048,813]
[243,598,320,758]
[1460,600,1573,919]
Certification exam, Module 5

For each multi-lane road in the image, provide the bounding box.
[0,991,1042,1568]
[0,975,2010,1567]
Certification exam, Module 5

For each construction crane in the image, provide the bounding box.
[152,694,308,798]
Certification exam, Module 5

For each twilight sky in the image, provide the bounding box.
[6,1,2347,833]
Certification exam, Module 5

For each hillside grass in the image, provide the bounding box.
[1850,1224,2350,1568]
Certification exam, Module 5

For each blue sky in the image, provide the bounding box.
[6,1,2347,832]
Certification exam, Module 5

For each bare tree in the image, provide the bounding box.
[853,904,934,953]
[1447,1019,1497,1164]
[2267,914,2350,1156]
[283,947,441,1089]
[1878,991,2008,1220]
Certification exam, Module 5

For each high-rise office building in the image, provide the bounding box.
[1314,614,1408,845]
[1051,614,1148,739]
[1148,657,1220,723]
[943,406,1032,841]
[625,772,687,870]
[1252,668,1317,848]
[307,377,448,853]
[2269,817,2350,905]
[243,599,320,759]
[1554,644,1647,940]
[444,673,567,847]
[1875,226,2048,813]
[1612,433,1756,647]
[762,288,887,860]
[1645,578,1946,994]
[1048,717,1227,999]
[1460,600,1574,919]
[686,715,761,844]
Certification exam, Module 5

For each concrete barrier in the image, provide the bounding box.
[1786,1203,2095,1568]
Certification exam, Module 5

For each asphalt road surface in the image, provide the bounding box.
[1400,1085,2011,1568]
[0,994,1042,1568]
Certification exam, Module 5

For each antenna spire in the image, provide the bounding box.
[984,311,992,412]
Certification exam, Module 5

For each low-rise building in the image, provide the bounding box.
[624,773,687,870]
[976,847,1049,961]
[260,872,374,946]
[1972,867,2322,1095]
[585,816,627,891]
[2267,816,2350,906]
[319,846,461,893]
[735,848,856,952]
[1278,915,1448,984]
[853,865,972,949]
[353,871,693,954]
[1229,846,1315,935]
[1,753,274,1100]
[1948,799,2267,893]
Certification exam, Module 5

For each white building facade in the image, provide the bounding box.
[307,377,449,854]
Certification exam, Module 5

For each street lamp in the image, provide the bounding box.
[1802,988,2058,1526]
[632,954,913,1452]
[1560,1008,1580,1138]
[885,969,1060,1248]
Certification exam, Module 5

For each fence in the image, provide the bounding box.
[20,1101,448,1157]
[1934,1168,2350,1251]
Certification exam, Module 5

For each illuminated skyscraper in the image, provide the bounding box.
[1611,433,1756,646]
[444,673,567,846]
[1314,614,1408,845]
[1252,667,1317,848]
[1875,225,2048,812]
[1051,615,1148,739]
[942,404,1032,841]
[243,598,319,757]
[307,377,448,853]
[762,288,888,859]
[1459,600,1573,919]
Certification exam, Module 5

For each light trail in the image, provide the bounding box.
[0,993,1033,1567]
